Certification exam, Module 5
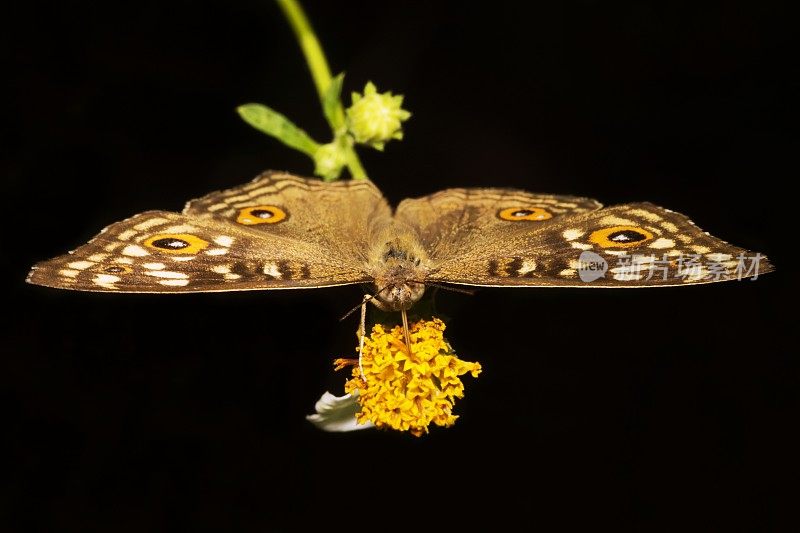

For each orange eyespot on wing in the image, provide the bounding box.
[236,205,287,225]
[589,225,654,248]
[143,233,210,254]
[497,207,553,221]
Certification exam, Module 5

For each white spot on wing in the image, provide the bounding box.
[93,273,120,289]
[263,262,282,279]
[214,236,234,247]
[122,245,149,257]
[224,273,241,280]
[208,203,228,212]
[518,260,536,275]
[59,269,79,278]
[87,253,109,262]
[599,215,636,226]
[172,256,194,261]
[661,221,678,232]
[648,238,675,249]
[134,218,168,230]
[613,273,643,281]
[683,266,709,282]
[628,208,662,222]
[205,248,228,256]
[142,262,166,270]
[68,260,95,270]
[559,268,577,277]
[117,229,137,241]
[212,265,231,274]
[145,271,188,279]
[163,224,197,233]
[691,245,711,254]
[562,229,584,241]
[571,242,592,250]
[159,279,190,287]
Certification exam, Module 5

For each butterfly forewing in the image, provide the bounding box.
[185,171,392,265]
[425,202,773,287]
[27,210,371,293]
[395,188,603,263]
[28,172,397,293]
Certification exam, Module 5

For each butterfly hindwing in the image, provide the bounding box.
[425,202,773,287]
[27,210,371,292]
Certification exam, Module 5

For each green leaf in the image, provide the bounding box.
[237,103,319,156]
[322,73,345,131]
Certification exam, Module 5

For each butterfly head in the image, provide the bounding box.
[368,232,430,311]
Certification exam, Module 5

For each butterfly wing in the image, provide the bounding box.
[28,172,391,292]
[184,171,390,259]
[415,201,773,287]
[394,187,602,263]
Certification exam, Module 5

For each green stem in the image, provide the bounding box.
[344,148,368,179]
[275,0,367,179]
[275,0,332,102]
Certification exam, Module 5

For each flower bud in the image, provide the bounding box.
[346,82,411,151]
[313,142,347,181]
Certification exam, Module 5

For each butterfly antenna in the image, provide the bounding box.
[339,285,391,322]
[408,280,476,296]
[340,299,366,322]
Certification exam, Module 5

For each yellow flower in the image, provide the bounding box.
[336,318,481,437]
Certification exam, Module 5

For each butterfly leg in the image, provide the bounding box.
[357,294,369,380]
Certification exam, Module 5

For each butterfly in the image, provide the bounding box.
[28,171,773,311]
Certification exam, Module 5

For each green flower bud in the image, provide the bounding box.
[313,142,347,181]
[346,82,411,151]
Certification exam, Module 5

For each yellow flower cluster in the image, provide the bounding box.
[335,318,481,437]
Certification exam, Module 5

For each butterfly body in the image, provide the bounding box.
[365,221,431,310]
[27,171,772,297]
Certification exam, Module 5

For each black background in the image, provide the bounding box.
[3,1,796,531]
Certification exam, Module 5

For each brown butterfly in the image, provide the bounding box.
[28,171,773,316]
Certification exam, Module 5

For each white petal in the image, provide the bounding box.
[306,391,373,432]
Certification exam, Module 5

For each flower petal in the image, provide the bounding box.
[306,391,374,432]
